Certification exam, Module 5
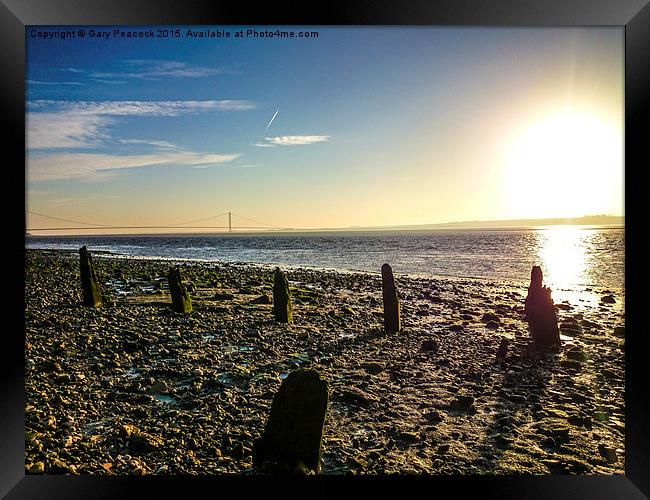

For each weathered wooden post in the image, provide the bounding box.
[524,266,560,346]
[273,267,292,323]
[167,266,192,313]
[382,263,400,332]
[79,245,102,307]
[495,338,509,366]
[253,369,328,473]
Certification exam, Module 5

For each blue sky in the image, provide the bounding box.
[26,26,624,232]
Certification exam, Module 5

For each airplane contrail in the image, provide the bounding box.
[264,109,279,135]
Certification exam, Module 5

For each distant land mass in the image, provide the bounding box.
[337,215,625,232]
[25,215,624,236]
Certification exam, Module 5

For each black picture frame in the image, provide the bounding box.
[3,0,647,498]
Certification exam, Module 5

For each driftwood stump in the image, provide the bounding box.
[382,263,400,332]
[273,267,292,323]
[168,266,192,313]
[524,266,560,346]
[495,338,509,366]
[253,369,328,473]
[79,246,102,307]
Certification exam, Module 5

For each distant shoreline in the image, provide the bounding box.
[25,222,624,238]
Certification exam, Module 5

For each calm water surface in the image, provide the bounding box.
[26,227,624,291]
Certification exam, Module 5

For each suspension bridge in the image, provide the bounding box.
[25,210,295,233]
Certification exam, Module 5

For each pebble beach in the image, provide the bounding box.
[24,248,626,475]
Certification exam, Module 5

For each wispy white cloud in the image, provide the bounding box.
[28,80,82,86]
[63,60,229,81]
[99,60,227,79]
[27,151,241,182]
[26,97,254,179]
[259,135,331,146]
[44,197,91,204]
[91,79,127,85]
[27,112,113,149]
[118,139,181,150]
[29,99,256,116]
[27,99,256,150]
[192,164,258,169]
[30,193,122,204]
[45,194,122,204]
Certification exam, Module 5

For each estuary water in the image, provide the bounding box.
[26,226,624,291]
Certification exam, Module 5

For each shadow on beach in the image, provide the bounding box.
[479,337,559,473]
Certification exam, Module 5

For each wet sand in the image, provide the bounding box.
[24,249,625,475]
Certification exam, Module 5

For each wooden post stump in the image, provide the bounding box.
[496,338,509,366]
[79,246,102,307]
[168,266,192,313]
[273,267,292,323]
[382,263,400,332]
[253,369,328,473]
[524,266,560,346]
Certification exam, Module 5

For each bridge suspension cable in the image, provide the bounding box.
[167,212,229,227]
[25,209,292,232]
[230,212,289,230]
[26,210,112,227]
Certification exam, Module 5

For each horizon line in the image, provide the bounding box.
[25,214,625,237]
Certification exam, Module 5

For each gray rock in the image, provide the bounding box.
[437,444,450,454]
[481,313,500,323]
[339,387,379,407]
[420,339,438,352]
[423,410,443,424]
[397,431,419,443]
[251,294,271,304]
[448,395,476,413]
[49,459,78,474]
[27,462,45,474]
[361,362,385,375]
[598,444,618,463]
[566,346,587,362]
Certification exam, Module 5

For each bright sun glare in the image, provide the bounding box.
[504,110,622,219]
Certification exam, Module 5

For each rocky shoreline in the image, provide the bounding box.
[24,248,625,475]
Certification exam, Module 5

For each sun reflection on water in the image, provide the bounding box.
[531,226,611,309]
[534,226,591,290]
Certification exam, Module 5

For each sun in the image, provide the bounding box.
[503,110,622,219]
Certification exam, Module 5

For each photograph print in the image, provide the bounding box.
[25,25,624,475]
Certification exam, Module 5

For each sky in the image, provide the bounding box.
[25,26,624,234]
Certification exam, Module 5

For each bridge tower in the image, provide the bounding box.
[228,212,232,232]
